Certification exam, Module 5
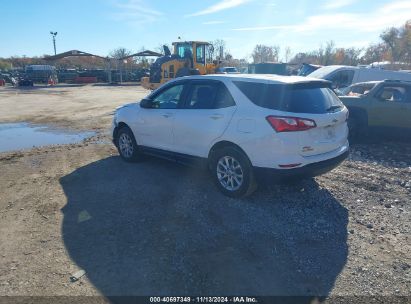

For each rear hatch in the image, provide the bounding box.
[234,80,348,157]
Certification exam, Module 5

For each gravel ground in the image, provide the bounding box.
[0,85,410,303]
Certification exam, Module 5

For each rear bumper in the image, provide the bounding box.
[254,150,349,182]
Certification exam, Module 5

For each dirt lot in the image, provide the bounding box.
[0,84,410,303]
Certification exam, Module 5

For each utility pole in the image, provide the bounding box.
[50,31,57,55]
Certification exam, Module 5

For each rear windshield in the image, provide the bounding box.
[233,81,343,114]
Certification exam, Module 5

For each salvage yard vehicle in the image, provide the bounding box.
[15,77,34,87]
[25,65,58,84]
[340,79,411,139]
[310,65,411,90]
[112,74,349,197]
[141,41,218,90]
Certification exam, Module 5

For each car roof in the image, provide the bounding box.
[352,79,411,86]
[183,74,330,85]
[350,81,381,86]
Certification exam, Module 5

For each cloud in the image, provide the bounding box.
[232,25,293,31]
[382,0,411,12]
[232,1,410,34]
[186,0,251,17]
[202,20,227,25]
[111,0,163,25]
[322,0,356,10]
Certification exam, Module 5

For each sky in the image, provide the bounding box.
[1,0,411,60]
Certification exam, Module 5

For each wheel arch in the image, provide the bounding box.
[208,140,250,163]
[113,121,131,142]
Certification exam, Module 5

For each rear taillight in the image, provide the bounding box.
[266,116,316,132]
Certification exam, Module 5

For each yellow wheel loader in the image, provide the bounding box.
[141,41,217,90]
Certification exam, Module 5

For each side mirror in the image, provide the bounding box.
[140,98,155,108]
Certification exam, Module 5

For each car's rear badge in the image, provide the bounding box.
[302,146,314,152]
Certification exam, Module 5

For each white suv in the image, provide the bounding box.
[112,74,349,197]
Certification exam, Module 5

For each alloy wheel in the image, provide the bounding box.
[216,156,244,191]
[118,133,134,158]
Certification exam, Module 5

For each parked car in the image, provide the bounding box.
[309,65,411,90]
[16,77,34,87]
[25,65,57,84]
[215,67,240,74]
[112,74,349,197]
[340,80,411,139]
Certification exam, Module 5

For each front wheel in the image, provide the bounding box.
[210,147,257,198]
[116,127,142,162]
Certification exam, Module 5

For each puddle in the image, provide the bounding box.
[0,123,95,153]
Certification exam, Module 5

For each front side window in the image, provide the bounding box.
[177,44,193,59]
[152,84,185,109]
[196,45,205,65]
[376,86,408,103]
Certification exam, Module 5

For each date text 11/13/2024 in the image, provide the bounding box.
[149,297,258,303]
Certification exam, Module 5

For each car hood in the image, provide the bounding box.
[116,102,138,111]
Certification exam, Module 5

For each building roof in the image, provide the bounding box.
[44,50,107,61]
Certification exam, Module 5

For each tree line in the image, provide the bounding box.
[288,20,411,68]
[1,20,410,71]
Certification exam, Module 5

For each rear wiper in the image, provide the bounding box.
[326,105,342,112]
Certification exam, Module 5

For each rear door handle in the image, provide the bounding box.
[210,114,224,120]
[162,113,173,118]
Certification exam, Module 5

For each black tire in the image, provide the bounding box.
[209,146,257,198]
[116,127,142,162]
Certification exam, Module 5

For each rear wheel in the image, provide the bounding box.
[116,127,142,162]
[210,146,257,198]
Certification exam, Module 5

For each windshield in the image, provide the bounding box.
[176,43,193,59]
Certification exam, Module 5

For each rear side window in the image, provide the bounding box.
[186,83,218,109]
[215,84,236,108]
[184,81,236,109]
[375,85,410,103]
[233,81,343,114]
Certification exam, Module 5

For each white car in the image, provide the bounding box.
[112,74,349,197]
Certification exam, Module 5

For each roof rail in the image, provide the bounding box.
[383,79,411,83]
